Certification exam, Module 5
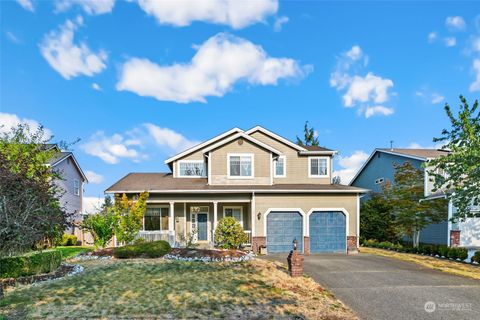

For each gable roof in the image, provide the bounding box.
[245,126,307,151]
[164,127,243,165]
[202,132,282,155]
[48,151,88,182]
[349,148,450,186]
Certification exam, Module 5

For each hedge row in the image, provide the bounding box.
[362,239,479,263]
[0,250,62,279]
[58,234,78,246]
[113,240,172,259]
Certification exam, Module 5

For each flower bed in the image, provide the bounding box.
[73,248,114,261]
[164,248,254,262]
[362,239,479,266]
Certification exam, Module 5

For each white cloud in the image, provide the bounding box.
[138,0,278,29]
[80,131,143,164]
[91,82,102,91]
[0,112,52,138]
[428,31,438,43]
[6,31,21,44]
[16,0,34,12]
[431,93,445,104]
[144,123,199,153]
[445,16,466,31]
[83,196,104,214]
[470,59,480,92]
[85,170,104,184]
[273,16,289,32]
[365,105,394,118]
[54,0,115,15]
[330,45,394,118]
[39,16,108,79]
[333,150,369,184]
[444,37,456,47]
[117,33,309,103]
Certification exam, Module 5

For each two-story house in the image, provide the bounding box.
[350,148,480,256]
[106,126,367,254]
[46,144,88,244]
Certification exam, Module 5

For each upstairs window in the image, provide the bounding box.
[228,154,253,178]
[309,157,328,177]
[178,160,205,177]
[73,179,80,196]
[274,156,286,177]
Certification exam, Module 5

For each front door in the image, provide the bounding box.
[197,213,208,241]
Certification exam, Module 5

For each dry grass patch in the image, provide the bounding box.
[361,247,480,280]
[1,258,356,319]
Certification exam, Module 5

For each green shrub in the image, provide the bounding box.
[59,233,78,246]
[0,250,62,278]
[214,217,248,249]
[438,245,449,257]
[456,248,468,261]
[113,240,171,259]
[471,251,480,263]
[447,247,458,260]
[363,239,378,247]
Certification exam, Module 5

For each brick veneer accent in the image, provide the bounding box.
[347,236,358,254]
[450,230,461,247]
[287,249,304,277]
[304,236,310,255]
[252,236,266,254]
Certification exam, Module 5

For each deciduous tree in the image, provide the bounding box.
[114,192,149,244]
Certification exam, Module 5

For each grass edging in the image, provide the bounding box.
[361,247,480,280]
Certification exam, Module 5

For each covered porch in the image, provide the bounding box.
[136,194,255,248]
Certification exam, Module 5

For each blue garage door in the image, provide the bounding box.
[309,211,346,253]
[267,211,303,253]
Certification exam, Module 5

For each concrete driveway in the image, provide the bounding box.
[264,253,480,320]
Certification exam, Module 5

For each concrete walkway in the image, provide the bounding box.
[264,253,480,320]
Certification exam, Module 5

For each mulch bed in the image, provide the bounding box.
[1,264,76,291]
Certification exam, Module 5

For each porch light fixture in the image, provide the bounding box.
[257,212,261,220]
[293,238,298,251]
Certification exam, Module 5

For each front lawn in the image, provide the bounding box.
[0,258,356,319]
[55,246,94,260]
[361,247,480,280]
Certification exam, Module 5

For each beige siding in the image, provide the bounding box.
[250,131,332,184]
[254,194,358,237]
[210,138,271,185]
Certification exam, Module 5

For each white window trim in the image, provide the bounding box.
[177,160,206,178]
[227,153,254,179]
[73,179,80,196]
[274,155,286,178]
[143,205,169,232]
[308,156,330,178]
[223,206,243,228]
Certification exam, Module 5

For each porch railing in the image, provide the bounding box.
[243,230,252,246]
[136,231,175,246]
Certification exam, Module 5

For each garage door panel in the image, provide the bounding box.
[267,211,303,253]
[309,211,346,253]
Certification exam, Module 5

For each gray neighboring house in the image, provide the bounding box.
[349,148,451,245]
[350,148,480,257]
[46,144,88,244]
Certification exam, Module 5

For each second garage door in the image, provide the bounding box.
[267,211,303,253]
[309,211,346,253]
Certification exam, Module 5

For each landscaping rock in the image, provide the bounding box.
[164,248,254,262]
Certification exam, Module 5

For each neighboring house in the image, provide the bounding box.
[106,126,367,254]
[350,148,480,255]
[46,144,88,244]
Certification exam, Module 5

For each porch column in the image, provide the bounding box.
[169,201,175,234]
[213,201,218,231]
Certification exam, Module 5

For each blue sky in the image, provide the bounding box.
[1,0,480,210]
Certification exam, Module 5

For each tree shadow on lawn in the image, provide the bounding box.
[1,259,301,319]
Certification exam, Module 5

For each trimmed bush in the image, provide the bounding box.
[447,247,458,260]
[471,251,480,263]
[438,245,449,258]
[214,217,248,249]
[0,250,62,278]
[59,233,78,246]
[113,240,171,259]
[457,248,468,261]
